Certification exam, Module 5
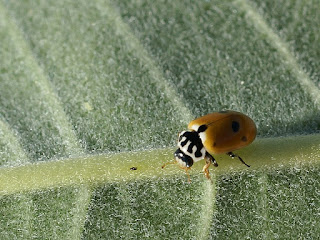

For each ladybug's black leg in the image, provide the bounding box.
[206,152,218,167]
[203,152,218,181]
[227,152,250,167]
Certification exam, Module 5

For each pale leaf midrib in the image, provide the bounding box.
[0,134,319,196]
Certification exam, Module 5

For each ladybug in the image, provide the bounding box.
[162,110,257,181]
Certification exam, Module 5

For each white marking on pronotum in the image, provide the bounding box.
[199,131,207,144]
[179,140,191,156]
[189,124,199,132]
[194,147,207,162]
[189,124,208,147]
[192,145,197,154]
[179,136,187,144]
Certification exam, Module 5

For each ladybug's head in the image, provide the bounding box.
[174,148,194,168]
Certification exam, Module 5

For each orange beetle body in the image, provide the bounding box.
[162,110,257,181]
[188,110,256,154]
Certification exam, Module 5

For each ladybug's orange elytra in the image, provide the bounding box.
[162,110,257,182]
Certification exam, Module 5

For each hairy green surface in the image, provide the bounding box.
[0,0,319,239]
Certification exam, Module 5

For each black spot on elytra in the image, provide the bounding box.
[213,142,217,147]
[197,124,207,133]
[241,136,247,142]
[232,121,240,132]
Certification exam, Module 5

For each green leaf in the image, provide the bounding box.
[0,0,319,239]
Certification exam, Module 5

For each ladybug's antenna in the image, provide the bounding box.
[227,152,250,167]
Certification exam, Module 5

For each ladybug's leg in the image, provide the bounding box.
[161,160,176,169]
[176,165,191,182]
[206,152,218,167]
[227,152,250,167]
[203,153,218,180]
[182,167,191,183]
[162,161,191,182]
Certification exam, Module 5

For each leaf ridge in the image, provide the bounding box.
[66,185,92,240]
[101,0,193,123]
[235,0,320,109]
[0,119,33,238]
[0,119,29,166]
[0,3,83,158]
[197,179,217,240]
